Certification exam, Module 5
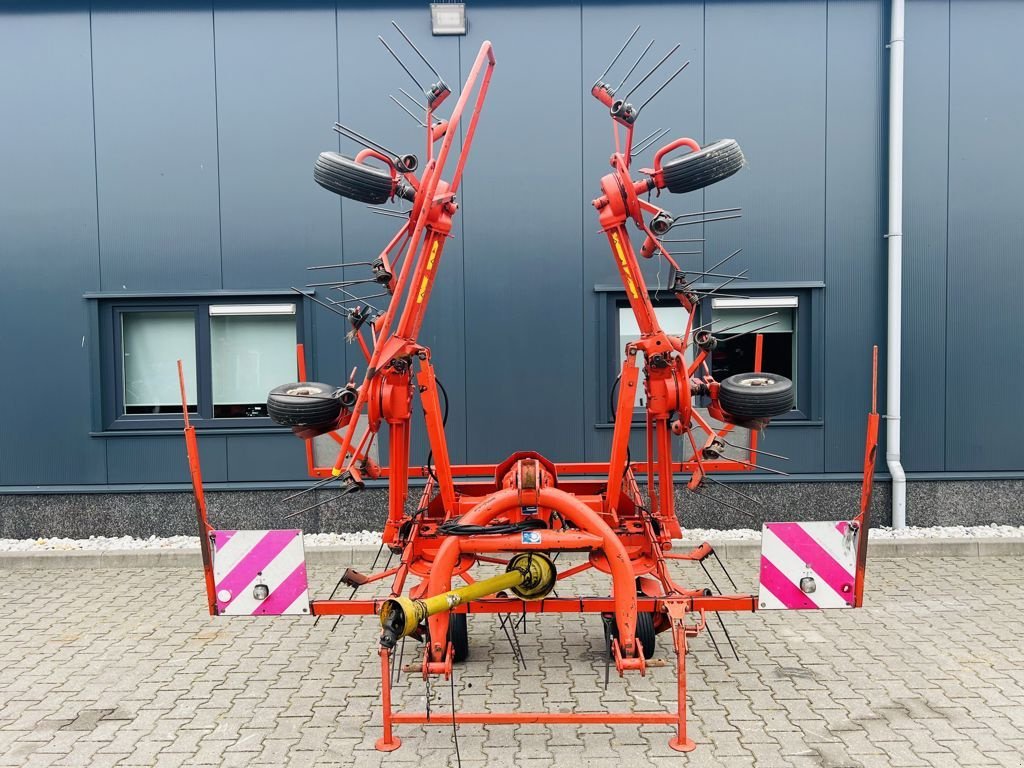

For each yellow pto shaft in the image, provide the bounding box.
[379,552,555,649]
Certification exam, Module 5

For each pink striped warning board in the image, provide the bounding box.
[212,530,310,616]
[758,521,859,610]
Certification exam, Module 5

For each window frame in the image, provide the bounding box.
[602,285,822,425]
[95,294,306,432]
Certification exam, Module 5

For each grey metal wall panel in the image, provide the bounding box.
[901,0,949,471]
[580,1,706,462]
[214,0,341,290]
[945,0,1024,471]
[335,3,466,465]
[460,1,585,463]
[225,433,308,482]
[704,1,827,284]
[823,0,886,472]
[92,3,221,291]
[107,435,227,484]
[0,6,106,485]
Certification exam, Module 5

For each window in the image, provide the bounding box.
[100,298,302,430]
[616,304,690,409]
[602,286,818,425]
[210,305,297,418]
[710,296,797,405]
[122,311,198,414]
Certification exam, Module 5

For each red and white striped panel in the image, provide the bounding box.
[758,521,859,610]
[212,530,310,616]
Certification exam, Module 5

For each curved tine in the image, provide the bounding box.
[392,20,443,81]
[593,24,640,86]
[614,39,654,94]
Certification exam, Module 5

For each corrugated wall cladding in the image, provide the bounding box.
[0,0,1018,490]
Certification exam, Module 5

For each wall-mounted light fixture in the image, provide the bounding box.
[430,2,467,36]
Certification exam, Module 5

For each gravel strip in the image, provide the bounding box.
[2,524,1022,552]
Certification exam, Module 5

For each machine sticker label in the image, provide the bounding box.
[611,232,639,298]
[212,529,310,616]
[522,531,542,544]
[757,521,857,610]
[426,239,439,271]
[415,275,430,304]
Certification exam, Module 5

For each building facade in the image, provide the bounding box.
[1,0,1021,536]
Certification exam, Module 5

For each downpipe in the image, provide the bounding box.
[887,0,907,528]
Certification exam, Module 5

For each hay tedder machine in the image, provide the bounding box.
[181,25,879,756]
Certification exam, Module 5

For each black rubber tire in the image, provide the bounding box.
[606,611,657,661]
[267,382,342,428]
[449,613,469,663]
[314,152,394,204]
[718,372,795,419]
[661,138,745,194]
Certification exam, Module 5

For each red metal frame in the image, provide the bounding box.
[183,36,880,756]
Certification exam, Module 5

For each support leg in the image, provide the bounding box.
[376,648,403,752]
[668,614,696,752]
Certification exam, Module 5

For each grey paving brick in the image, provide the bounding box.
[1,556,1022,766]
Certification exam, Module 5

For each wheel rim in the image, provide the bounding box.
[738,376,776,388]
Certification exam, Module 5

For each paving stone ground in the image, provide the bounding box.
[0,554,1022,767]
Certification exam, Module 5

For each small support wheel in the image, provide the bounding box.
[449,612,469,663]
[604,610,657,660]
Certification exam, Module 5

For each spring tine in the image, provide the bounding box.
[391,21,443,81]
[713,311,778,335]
[635,128,672,155]
[711,549,739,592]
[307,261,374,270]
[704,617,724,659]
[670,213,743,228]
[390,95,426,127]
[633,127,671,155]
[662,238,706,243]
[706,247,743,274]
[699,560,723,595]
[719,320,780,342]
[281,474,337,503]
[333,122,401,160]
[594,24,641,86]
[366,207,410,219]
[688,486,758,520]
[715,611,740,661]
[681,269,749,281]
[705,475,766,509]
[622,44,681,101]
[378,35,425,92]
[399,87,427,111]
[614,39,654,94]
[668,251,703,256]
[305,277,377,288]
[291,287,351,319]
[720,437,790,461]
[631,127,663,152]
[282,492,344,520]
[728,455,791,477]
[636,60,690,114]
[330,289,390,302]
[675,206,742,219]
